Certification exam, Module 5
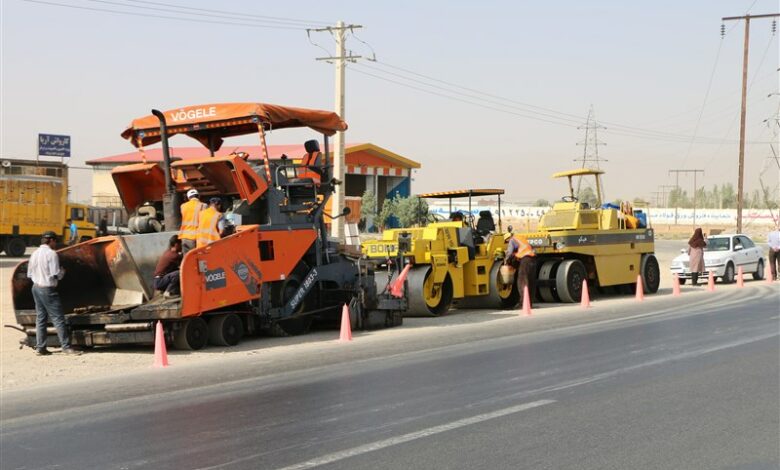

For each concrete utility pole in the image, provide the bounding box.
[670,169,705,228]
[310,21,364,240]
[721,13,780,233]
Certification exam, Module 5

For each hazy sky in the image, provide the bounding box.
[2,0,778,204]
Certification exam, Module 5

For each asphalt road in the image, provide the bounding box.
[2,282,778,470]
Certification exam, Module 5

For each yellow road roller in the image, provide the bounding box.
[361,189,517,316]
[514,168,659,303]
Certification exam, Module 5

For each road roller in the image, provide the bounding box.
[361,189,517,316]
[511,168,660,303]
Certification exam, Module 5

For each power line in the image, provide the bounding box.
[367,60,758,145]
[353,64,764,145]
[83,0,325,27]
[120,0,331,25]
[22,0,312,30]
[679,35,726,169]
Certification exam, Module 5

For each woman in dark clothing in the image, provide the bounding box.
[688,228,707,286]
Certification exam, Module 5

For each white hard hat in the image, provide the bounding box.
[186,189,199,199]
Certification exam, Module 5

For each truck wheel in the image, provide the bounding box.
[640,254,661,294]
[173,317,208,350]
[555,259,586,303]
[406,266,453,317]
[5,237,26,257]
[208,313,243,346]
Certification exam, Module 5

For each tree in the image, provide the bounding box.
[377,196,397,230]
[395,195,429,227]
[578,187,599,207]
[534,199,551,207]
[360,190,377,225]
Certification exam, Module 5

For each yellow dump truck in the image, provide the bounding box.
[0,159,95,256]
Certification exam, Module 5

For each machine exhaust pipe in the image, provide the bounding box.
[151,109,181,230]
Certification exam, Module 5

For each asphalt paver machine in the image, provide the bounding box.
[11,103,406,350]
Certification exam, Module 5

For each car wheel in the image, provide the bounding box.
[753,259,764,281]
[722,262,735,284]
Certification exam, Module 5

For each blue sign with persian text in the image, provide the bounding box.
[38,134,71,157]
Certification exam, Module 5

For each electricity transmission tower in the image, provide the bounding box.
[574,105,607,198]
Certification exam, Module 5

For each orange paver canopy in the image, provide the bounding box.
[121,103,347,150]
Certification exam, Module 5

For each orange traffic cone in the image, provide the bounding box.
[707,271,715,292]
[391,263,412,298]
[152,321,169,368]
[766,263,774,283]
[635,275,644,301]
[672,274,681,296]
[580,279,591,309]
[521,285,532,316]
[736,266,745,288]
[339,304,353,342]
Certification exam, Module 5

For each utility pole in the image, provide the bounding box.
[574,105,607,197]
[721,13,780,233]
[670,169,705,228]
[310,21,364,240]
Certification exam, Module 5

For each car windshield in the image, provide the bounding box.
[704,237,730,252]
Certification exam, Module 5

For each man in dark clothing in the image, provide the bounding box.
[98,217,108,237]
[153,235,182,298]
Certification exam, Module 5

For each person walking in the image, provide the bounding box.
[98,216,108,237]
[196,197,227,248]
[504,232,537,308]
[768,223,780,281]
[153,235,182,298]
[688,227,707,286]
[27,231,81,356]
[179,189,206,255]
[67,219,78,245]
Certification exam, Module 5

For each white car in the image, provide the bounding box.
[670,234,765,284]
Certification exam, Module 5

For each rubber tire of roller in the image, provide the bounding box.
[555,259,586,303]
[640,254,661,293]
[538,260,560,303]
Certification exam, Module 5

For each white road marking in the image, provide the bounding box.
[197,399,554,470]
[272,399,554,470]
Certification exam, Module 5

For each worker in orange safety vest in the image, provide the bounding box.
[179,189,206,255]
[503,232,537,309]
[196,197,227,248]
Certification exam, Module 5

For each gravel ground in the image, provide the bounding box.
[0,240,767,392]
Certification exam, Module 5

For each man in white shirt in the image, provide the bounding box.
[768,224,780,282]
[27,231,81,356]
